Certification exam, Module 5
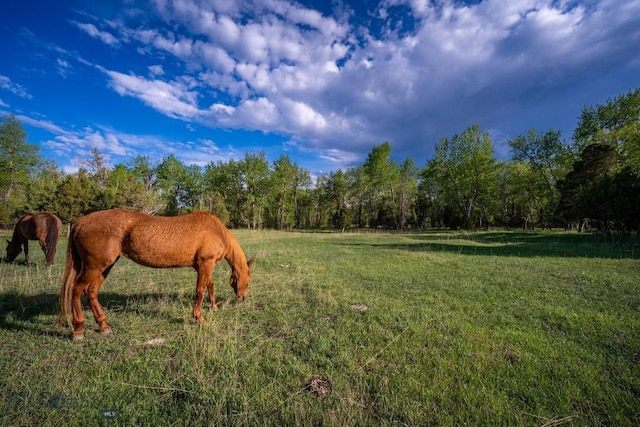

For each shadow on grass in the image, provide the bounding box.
[0,291,197,336]
[341,231,640,259]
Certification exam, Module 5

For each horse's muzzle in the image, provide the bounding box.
[237,295,246,302]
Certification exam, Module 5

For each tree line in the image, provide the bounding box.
[1,88,639,233]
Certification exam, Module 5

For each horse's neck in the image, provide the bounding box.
[224,237,246,273]
[9,224,23,245]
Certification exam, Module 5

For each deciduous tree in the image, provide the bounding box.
[427,124,499,229]
[573,88,640,170]
[0,114,42,222]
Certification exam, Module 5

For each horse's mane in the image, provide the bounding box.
[205,212,248,271]
[8,214,30,245]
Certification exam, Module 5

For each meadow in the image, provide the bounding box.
[0,229,638,426]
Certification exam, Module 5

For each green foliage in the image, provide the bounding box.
[51,170,101,223]
[128,155,157,193]
[155,155,195,215]
[556,144,618,231]
[426,124,499,229]
[107,164,159,212]
[355,142,419,229]
[362,142,399,227]
[268,155,311,229]
[242,152,271,229]
[204,159,246,226]
[2,87,640,234]
[573,88,640,170]
[323,169,352,228]
[22,161,64,214]
[395,158,418,229]
[498,161,541,228]
[607,167,640,233]
[203,191,230,224]
[416,159,452,228]
[0,114,43,222]
[507,129,573,226]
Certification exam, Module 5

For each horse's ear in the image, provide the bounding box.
[247,257,254,268]
[6,240,9,244]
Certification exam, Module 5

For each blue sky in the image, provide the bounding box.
[1,0,639,175]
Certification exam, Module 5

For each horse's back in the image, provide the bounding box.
[72,209,228,268]
[125,211,228,267]
[15,214,38,239]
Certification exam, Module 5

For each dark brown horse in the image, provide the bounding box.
[5,213,63,267]
[58,209,253,340]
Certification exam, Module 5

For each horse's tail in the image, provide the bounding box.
[44,215,60,266]
[58,228,79,330]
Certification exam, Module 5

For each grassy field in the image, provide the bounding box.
[0,229,638,426]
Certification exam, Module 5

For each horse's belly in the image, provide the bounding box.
[123,252,191,269]
[122,241,194,268]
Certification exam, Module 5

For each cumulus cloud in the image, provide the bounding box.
[148,65,165,77]
[102,68,201,119]
[70,0,640,166]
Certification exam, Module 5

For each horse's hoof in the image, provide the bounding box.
[101,328,112,335]
[72,334,84,341]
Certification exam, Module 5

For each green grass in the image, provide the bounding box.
[0,229,639,426]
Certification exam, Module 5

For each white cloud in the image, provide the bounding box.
[15,114,66,135]
[0,75,33,99]
[234,97,279,128]
[17,113,232,171]
[281,99,327,131]
[74,22,119,46]
[56,59,72,78]
[154,34,194,58]
[318,148,361,167]
[76,0,640,165]
[195,43,236,73]
[148,65,165,76]
[103,69,200,119]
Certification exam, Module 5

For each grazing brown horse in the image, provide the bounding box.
[5,213,63,267]
[59,208,253,340]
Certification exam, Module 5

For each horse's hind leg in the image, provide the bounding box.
[87,263,117,335]
[71,282,88,339]
[72,266,113,339]
[23,240,29,264]
[85,278,111,335]
[38,237,51,267]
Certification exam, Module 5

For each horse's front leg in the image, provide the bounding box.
[193,262,214,324]
[206,278,218,311]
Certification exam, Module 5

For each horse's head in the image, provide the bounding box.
[230,257,253,302]
[5,240,21,263]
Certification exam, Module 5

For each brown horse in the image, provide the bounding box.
[59,208,253,340]
[5,213,63,267]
